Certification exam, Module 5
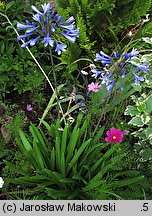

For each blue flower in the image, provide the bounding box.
[130,48,139,57]
[132,72,144,84]
[121,69,126,78]
[17,22,31,30]
[21,36,41,48]
[32,14,42,23]
[55,42,67,55]
[42,33,54,47]
[85,92,89,98]
[114,50,119,59]
[18,33,33,40]
[31,3,52,16]
[60,23,76,30]
[50,23,57,32]
[17,3,79,53]
[60,16,75,24]
[92,47,149,92]
[91,69,104,78]
[101,73,113,85]
[41,3,52,15]
[61,29,79,43]
[120,83,124,91]
[123,48,139,59]
[26,26,38,34]
[31,5,42,15]
[106,79,116,92]
[134,63,149,73]
[94,51,112,66]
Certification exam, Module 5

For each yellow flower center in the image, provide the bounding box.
[112,136,116,140]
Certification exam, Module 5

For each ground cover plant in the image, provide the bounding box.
[0,0,152,200]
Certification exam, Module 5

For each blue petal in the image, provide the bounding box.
[91,69,104,78]
[121,69,126,78]
[120,83,124,91]
[56,16,63,23]
[32,14,42,23]
[21,40,32,48]
[61,32,76,43]
[60,23,76,30]
[42,34,54,47]
[50,24,56,32]
[114,50,119,59]
[55,42,67,55]
[60,16,75,25]
[106,79,116,92]
[132,72,144,84]
[101,73,113,85]
[101,60,112,66]
[130,48,139,57]
[17,33,33,40]
[17,22,29,30]
[100,50,111,59]
[135,63,149,73]
[42,3,51,15]
[31,5,42,15]
[26,26,38,34]
[30,36,41,46]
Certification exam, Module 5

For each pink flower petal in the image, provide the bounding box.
[105,127,124,144]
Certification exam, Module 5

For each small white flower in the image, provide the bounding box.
[0,177,4,188]
[128,31,133,37]
[89,64,96,69]
[81,70,88,75]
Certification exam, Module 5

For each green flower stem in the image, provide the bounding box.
[92,90,113,137]
[48,47,61,119]
[0,12,66,124]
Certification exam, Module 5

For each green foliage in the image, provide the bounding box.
[57,0,152,50]
[125,91,152,162]
[0,1,45,99]
[54,0,152,82]
[124,56,152,163]
[5,114,144,199]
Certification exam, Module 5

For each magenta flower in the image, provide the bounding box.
[105,127,124,143]
[1,130,8,138]
[88,82,101,92]
[26,104,33,111]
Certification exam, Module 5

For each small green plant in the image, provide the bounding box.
[125,91,152,161]
[5,114,144,199]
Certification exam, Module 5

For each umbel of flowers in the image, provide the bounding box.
[91,48,149,91]
[17,3,79,55]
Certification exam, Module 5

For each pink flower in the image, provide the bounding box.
[105,127,124,143]
[88,82,101,92]
[1,130,8,138]
[26,104,33,111]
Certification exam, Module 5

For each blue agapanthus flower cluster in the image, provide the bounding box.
[91,48,149,91]
[17,3,79,55]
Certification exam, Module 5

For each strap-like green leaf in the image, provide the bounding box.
[33,140,45,170]
[61,124,69,154]
[50,148,55,171]
[30,124,48,153]
[55,136,61,171]
[111,176,144,188]
[60,152,65,177]
[19,130,32,153]
[66,127,80,164]
[66,138,91,175]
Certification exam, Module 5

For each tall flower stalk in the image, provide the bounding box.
[0,2,79,123]
[0,11,66,123]
[16,3,79,121]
